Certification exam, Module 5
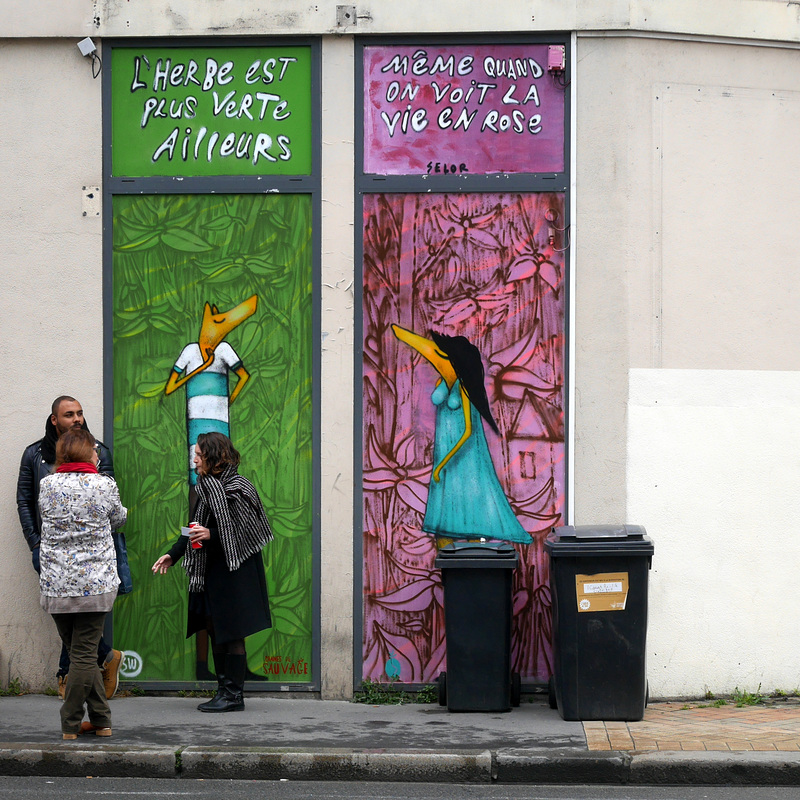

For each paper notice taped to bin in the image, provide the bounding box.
[575,572,629,612]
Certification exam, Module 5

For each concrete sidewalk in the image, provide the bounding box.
[2,693,800,784]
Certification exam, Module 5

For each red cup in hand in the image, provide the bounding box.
[190,521,202,549]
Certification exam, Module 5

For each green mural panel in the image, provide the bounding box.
[111,46,313,177]
[112,193,313,683]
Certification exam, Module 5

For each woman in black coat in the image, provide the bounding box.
[152,432,272,712]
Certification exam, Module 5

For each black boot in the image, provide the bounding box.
[197,654,245,713]
[222,653,246,712]
[197,649,227,712]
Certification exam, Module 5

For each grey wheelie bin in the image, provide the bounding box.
[545,524,654,721]
[434,541,520,712]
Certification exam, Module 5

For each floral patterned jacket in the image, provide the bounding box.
[38,472,128,599]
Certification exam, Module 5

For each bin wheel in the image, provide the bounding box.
[548,675,558,709]
[511,672,521,707]
[437,672,447,706]
[645,680,649,708]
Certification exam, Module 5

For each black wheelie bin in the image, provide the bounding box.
[545,524,654,721]
[434,541,520,712]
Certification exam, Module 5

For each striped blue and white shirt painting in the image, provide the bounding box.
[173,341,242,485]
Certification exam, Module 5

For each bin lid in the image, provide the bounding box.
[434,541,519,570]
[545,524,653,558]
[552,524,647,541]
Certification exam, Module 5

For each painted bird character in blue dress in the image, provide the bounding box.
[391,325,532,547]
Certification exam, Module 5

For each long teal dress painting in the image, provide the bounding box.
[392,325,532,545]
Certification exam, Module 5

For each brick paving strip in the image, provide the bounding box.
[584,701,800,752]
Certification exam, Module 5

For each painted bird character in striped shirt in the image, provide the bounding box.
[165,295,258,486]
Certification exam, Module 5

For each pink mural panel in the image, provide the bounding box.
[363,44,565,175]
[362,192,566,684]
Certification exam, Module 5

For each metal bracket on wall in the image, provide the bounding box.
[337,5,356,26]
[82,185,101,217]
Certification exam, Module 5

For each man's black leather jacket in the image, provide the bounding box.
[16,435,114,551]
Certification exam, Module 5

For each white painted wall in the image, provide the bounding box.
[628,369,800,697]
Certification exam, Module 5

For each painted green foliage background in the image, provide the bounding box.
[112,193,313,682]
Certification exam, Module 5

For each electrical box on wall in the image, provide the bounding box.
[548,45,566,72]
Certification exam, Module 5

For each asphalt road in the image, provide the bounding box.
[0,779,797,800]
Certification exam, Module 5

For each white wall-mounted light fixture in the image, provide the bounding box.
[77,37,97,57]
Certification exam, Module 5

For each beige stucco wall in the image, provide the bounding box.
[2,2,800,698]
[579,35,800,374]
[319,35,355,699]
[7,0,800,43]
[574,34,800,523]
[0,38,104,689]
[577,34,800,695]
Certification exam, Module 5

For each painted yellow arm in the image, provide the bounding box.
[229,364,250,405]
[433,385,472,483]
[164,353,215,395]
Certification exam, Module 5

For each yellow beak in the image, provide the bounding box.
[391,324,456,385]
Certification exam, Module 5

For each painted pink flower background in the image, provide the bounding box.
[362,192,566,684]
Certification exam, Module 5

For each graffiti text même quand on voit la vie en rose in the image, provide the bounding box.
[378,49,546,152]
[127,55,300,166]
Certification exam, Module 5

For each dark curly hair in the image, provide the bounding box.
[196,432,240,476]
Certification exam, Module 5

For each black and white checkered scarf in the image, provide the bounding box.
[184,465,273,592]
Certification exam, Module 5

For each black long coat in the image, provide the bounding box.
[168,519,271,644]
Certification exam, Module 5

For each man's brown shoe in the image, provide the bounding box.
[57,675,67,701]
[102,650,124,700]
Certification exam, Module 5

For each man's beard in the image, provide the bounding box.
[58,419,88,436]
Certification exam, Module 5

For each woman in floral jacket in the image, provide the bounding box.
[39,427,127,740]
